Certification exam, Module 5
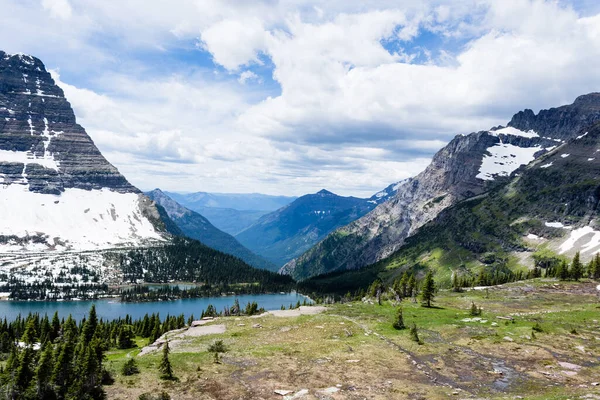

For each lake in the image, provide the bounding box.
[0,292,311,321]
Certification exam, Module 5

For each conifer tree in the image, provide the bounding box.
[393,307,405,330]
[592,253,600,279]
[571,251,583,281]
[556,260,570,281]
[159,341,174,380]
[82,304,98,344]
[409,323,422,344]
[14,346,34,397]
[421,271,435,307]
[36,343,55,398]
[407,274,416,299]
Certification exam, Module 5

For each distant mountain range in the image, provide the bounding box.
[284,93,600,282]
[165,191,296,235]
[234,189,379,266]
[147,189,277,271]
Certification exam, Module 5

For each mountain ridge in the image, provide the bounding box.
[235,189,378,266]
[283,93,600,281]
[146,189,278,271]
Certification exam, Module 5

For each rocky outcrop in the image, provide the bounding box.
[0,51,168,252]
[283,94,600,281]
[508,93,600,140]
[0,51,136,194]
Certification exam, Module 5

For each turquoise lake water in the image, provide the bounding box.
[0,292,310,321]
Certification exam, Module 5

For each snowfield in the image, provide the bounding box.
[0,185,165,252]
[559,226,600,255]
[476,144,541,181]
[489,126,539,138]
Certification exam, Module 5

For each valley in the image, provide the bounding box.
[2,2,600,398]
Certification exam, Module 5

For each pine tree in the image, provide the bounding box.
[36,343,55,398]
[392,307,405,330]
[592,253,600,279]
[452,272,462,292]
[407,274,416,299]
[470,302,482,316]
[122,358,140,376]
[82,304,98,344]
[409,323,422,344]
[557,260,570,281]
[159,341,174,380]
[420,271,435,307]
[14,346,35,397]
[571,251,583,281]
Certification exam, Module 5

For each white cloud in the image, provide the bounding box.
[4,0,600,197]
[41,0,72,20]
[238,70,261,85]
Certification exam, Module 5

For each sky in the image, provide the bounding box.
[2,0,600,197]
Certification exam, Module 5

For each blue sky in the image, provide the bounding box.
[2,0,600,196]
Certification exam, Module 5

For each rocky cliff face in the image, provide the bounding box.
[283,94,600,280]
[0,51,135,194]
[0,51,167,252]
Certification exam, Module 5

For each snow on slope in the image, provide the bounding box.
[0,185,165,252]
[559,226,600,255]
[476,143,541,181]
[489,126,539,138]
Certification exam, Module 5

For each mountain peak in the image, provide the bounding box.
[316,189,334,196]
[0,51,167,252]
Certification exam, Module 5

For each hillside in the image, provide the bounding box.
[147,189,277,271]
[301,123,600,294]
[283,94,600,281]
[236,190,376,266]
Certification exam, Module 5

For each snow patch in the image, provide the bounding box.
[588,158,595,161]
[576,132,588,140]
[0,149,59,171]
[489,126,539,138]
[559,226,600,254]
[545,221,570,229]
[540,162,553,169]
[527,233,543,240]
[476,144,541,181]
[0,186,165,252]
[561,154,570,158]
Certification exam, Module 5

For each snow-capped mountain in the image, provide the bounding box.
[282,93,600,280]
[0,51,168,252]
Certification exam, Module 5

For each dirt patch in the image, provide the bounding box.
[261,305,328,318]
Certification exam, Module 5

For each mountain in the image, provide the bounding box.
[283,93,600,281]
[189,207,267,236]
[0,51,292,298]
[301,122,600,294]
[165,191,297,211]
[0,51,169,252]
[165,191,296,235]
[146,189,277,271]
[235,189,376,266]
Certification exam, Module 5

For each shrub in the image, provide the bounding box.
[122,358,140,376]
